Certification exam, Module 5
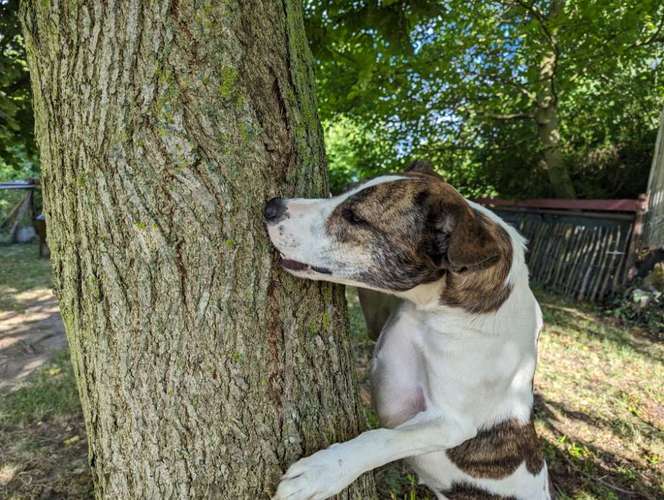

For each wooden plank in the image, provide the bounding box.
[572,226,599,299]
[565,225,590,297]
[523,217,544,277]
[599,226,621,299]
[602,226,625,296]
[589,228,607,302]
[477,198,641,213]
[492,206,634,222]
[530,219,552,283]
[579,226,605,301]
[553,224,576,291]
[592,226,615,302]
[546,222,566,287]
[613,223,633,292]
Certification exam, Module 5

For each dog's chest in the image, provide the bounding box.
[371,301,546,498]
[371,302,536,428]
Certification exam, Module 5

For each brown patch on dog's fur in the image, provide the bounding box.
[446,418,544,479]
[438,211,514,314]
[326,176,443,291]
[404,159,444,180]
[324,172,514,312]
[441,483,517,500]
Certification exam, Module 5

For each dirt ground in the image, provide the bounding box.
[0,288,66,391]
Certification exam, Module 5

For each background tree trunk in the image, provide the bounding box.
[534,0,576,199]
[20,1,376,498]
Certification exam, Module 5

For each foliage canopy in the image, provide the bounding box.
[0,0,36,181]
[305,0,664,198]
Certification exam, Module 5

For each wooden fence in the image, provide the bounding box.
[0,180,40,245]
[476,198,646,302]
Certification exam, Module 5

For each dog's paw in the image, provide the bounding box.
[272,446,356,500]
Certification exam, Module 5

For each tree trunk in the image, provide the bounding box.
[20,1,376,498]
[534,0,576,199]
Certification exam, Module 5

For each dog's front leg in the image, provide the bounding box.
[273,410,476,500]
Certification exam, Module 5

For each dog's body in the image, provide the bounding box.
[265,165,550,500]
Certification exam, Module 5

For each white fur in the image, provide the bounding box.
[270,178,549,500]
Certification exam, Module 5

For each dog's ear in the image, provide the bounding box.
[446,209,501,271]
[422,194,500,272]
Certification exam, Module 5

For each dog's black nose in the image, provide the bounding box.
[264,197,286,223]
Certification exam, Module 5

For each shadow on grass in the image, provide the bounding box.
[0,351,93,499]
[534,393,663,500]
[539,297,662,365]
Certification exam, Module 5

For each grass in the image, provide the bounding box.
[0,351,81,426]
[1,243,662,499]
[533,293,664,499]
[0,243,51,312]
[0,244,90,499]
[0,352,91,500]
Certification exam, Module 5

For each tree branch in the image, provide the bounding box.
[480,111,534,120]
[631,11,664,48]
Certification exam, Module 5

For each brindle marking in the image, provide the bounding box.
[326,177,443,291]
[441,483,517,500]
[325,171,514,313]
[446,418,544,479]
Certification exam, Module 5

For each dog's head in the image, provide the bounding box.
[264,162,515,313]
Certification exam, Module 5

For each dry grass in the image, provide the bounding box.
[533,292,663,499]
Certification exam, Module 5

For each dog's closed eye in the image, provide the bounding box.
[342,207,368,226]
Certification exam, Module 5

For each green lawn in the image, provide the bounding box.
[0,243,51,312]
[0,351,91,500]
[1,244,662,499]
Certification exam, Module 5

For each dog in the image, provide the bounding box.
[264,161,550,500]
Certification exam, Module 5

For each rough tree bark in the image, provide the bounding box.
[20,1,376,498]
[534,0,576,198]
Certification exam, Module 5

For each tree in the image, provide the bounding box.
[306,0,664,198]
[20,1,376,498]
[0,0,36,174]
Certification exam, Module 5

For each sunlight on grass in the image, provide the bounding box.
[0,351,81,426]
[0,464,18,486]
[534,291,663,499]
[0,243,52,312]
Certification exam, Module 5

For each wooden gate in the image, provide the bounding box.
[477,198,645,301]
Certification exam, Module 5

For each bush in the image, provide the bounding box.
[607,269,664,340]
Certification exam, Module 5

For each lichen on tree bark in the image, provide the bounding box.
[20,0,376,498]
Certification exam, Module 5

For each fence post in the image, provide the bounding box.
[623,193,649,284]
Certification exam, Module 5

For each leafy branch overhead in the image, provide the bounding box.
[0,0,36,176]
[305,0,664,198]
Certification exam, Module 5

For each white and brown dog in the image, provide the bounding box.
[264,162,550,500]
